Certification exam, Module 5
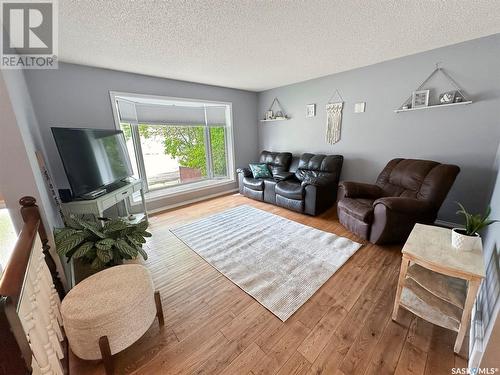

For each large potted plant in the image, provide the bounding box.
[452,203,497,252]
[55,216,151,279]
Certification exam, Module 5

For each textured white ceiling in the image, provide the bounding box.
[59,0,500,92]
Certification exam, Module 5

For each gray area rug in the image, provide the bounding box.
[170,205,362,321]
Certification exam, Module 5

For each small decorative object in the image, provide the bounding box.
[395,64,472,112]
[354,102,365,113]
[326,89,344,144]
[451,203,497,252]
[411,89,430,108]
[262,98,289,121]
[439,90,456,104]
[306,104,316,118]
[55,216,151,269]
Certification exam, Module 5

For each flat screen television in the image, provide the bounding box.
[51,127,134,198]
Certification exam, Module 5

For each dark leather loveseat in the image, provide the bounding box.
[337,158,460,244]
[237,151,343,216]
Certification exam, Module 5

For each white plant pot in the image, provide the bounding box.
[451,228,482,252]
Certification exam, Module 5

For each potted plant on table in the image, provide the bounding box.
[55,216,151,280]
[452,203,497,252]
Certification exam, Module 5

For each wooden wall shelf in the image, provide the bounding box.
[260,118,290,122]
[394,101,472,113]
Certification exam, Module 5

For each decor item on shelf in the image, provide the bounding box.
[395,63,472,112]
[412,89,430,108]
[451,203,497,252]
[55,216,151,270]
[326,89,344,144]
[439,90,457,104]
[306,104,316,118]
[261,97,289,121]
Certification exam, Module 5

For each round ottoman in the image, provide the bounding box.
[61,264,163,366]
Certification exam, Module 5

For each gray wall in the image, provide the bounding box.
[1,69,67,284]
[471,142,500,366]
[24,63,259,211]
[258,34,500,221]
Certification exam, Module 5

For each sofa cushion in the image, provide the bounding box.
[249,163,272,179]
[295,154,343,186]
[259,151,292,175]
[276,180,304,200]
[337,198,375,223]
[243,177,264,191]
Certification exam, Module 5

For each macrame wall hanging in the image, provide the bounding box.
[326,89,344,144]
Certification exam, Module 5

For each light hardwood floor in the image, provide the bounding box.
[70,193,468,375]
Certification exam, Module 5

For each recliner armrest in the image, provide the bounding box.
[236,167,252,177]
[373,197,433,216]
[339,181,382,199]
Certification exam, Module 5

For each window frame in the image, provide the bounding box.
[109,91,236,198]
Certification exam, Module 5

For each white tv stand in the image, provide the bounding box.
[61,179,147,223]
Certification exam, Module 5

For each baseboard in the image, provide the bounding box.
[147,189,239,216]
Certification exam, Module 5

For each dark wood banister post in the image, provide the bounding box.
[19,196,66,299]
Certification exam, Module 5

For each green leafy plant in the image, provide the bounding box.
[54,216,151,269]
[456,203,498,236]
[121,123,227,177]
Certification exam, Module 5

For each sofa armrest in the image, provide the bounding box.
[373,197,433,216]
[236,167,252,177]
[339,181,382,199]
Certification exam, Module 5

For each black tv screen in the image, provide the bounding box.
[51,127,133,197]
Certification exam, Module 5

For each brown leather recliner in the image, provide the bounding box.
[337,158,460,244]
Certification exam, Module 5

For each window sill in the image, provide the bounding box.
[138,178,236,203]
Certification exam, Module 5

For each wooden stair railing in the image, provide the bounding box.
[0,197,67,375]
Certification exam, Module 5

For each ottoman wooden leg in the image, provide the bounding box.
[99,336,114,375]
[154,291,165,327]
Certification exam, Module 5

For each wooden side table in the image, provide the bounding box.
[392,224,485,353]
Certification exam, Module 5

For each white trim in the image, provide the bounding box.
[143,179,235,203]
[469,275,500,368]
[148,188,239,215]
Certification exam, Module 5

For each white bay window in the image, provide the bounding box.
[110,92,234,199]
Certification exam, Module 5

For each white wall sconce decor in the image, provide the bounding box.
[306,104,316,118]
